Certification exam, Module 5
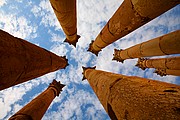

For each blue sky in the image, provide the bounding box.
[0,0,180,120]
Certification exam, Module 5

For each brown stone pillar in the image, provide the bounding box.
[9,79,65,120]
[113,30,180,62]
[154,69,180,77]
[50,0,80,47]
[88,0,179,55]
[0,30,68,90]
[136,57,180,70]
[82,67,180,120]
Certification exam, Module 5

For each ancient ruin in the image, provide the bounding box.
[0,30,68,90]
[155,69,180,77]
[82,67,180,120]
[88,0,178,55]
[0,0,179,119]
[50,0,80,47]
[136,57,180,70]
[113,30,180,63]
[136,57,180,76]
[9,80,65,120]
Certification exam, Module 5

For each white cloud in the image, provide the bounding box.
[13,104,23,114]
[0,11,37,39]
[0,80,40,119]
[0,0,7,7]
[2,82,54,119]
[50,44,68,57]
[70,47,92,65]
[31,5,42,17]
[77,0,123,47]
[43,89,109,120]
[15,0,23,3]
[31,0,61,30]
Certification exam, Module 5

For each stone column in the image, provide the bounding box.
[88,0,179,55]
[0,30,68,90]
[82,67,180,120]
[136,57,180,70]
[9,79,65,120]
[50,0,80,47]
[113,30,180,62]
[154,69,180,77]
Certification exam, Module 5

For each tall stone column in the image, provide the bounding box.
[136,57,180,70]
[82,67,180,120]
[9,79,65,120]
[50,0,80,47]
[88,0,179,55]
[154,69,180,77]
[113,30,180,62]
[0,30,68,90]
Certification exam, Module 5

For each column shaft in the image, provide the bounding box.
[155,69,180,76]
[50,0,80,47]
[0,30,68,90]
[83,67,180,120]
[136,57,180,70]
[113,30,180,62]
[9,80,65,120]
[88,0,179,55]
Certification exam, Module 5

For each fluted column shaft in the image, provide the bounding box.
[50,0,80,47]
[136,57,180,70]
[9,80,65,120]
[113,30,180,62]
[83,67,180,120]
[88,0,179,55]
[0,30,68,90]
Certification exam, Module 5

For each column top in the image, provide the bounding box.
[64,35,81,47]
[49,79,65,96]
[135,58,148,70]
[82,66,96,81]
[87,40,100,56]
[61,56,69,69]
[112,49,124,63]
[154,69,167,76]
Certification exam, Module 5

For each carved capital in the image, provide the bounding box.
[87,40,100,56]
[61,56,69,69]
[49,79,65,96]
[82,66,96,81]
[112,49,124,63]
[154,69,167,77]
[135,58,148,70]
[64,35,80,47]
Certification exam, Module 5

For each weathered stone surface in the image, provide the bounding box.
[50,0,80,47]
[136,57,180,70]
[155,69,180,77]
[113,30,180,62]
[88,0,178,55]
[9,80,65,120]
[83,68,180,120]
[0,30,68,90]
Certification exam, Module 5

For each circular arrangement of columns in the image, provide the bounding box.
[0,0,179,119]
